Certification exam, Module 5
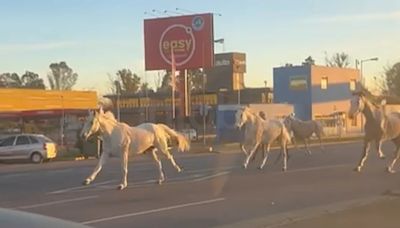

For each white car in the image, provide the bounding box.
[180,129,198,141]
[0,134,57,163]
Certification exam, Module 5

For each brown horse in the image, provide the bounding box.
[348,91,400,173]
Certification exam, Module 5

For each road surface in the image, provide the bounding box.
[1,141,400,227]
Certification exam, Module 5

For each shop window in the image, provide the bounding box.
[350,79,356,91]
[321,77,328,90]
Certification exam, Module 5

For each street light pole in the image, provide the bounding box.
[114,80,121,122]
[202,73,207,145]
[60,95,65,147]
[357,57,378,133]
[360,57,379,86]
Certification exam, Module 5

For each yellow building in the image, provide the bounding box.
[0,89,97,113]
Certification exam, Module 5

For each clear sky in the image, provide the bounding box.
[1,0,399,94]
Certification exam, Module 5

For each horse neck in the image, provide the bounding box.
[98,116,118,136]
[362,100,379,122]
[243,112,261,131]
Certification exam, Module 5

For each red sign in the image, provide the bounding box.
[144,13,214,70]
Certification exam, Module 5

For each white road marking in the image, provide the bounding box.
[284,164,353,174]
[80,197,225,225]
[48,180,116,194]
[190,171,231,182]
[15,195,98,209]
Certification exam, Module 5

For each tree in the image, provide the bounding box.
[0,72,45,89]
[302,56,315,65]
[48,61,78,90]
[188,69,205,92]
[0,73,21,88]
[157,70,172,94]
[115,69,141,94]
[325,52,351,68]
[384,62,400,97]
[21,71,45,89]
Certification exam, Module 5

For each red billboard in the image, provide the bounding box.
[144,13,214,71]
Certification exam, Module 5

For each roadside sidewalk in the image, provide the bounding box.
[276,193,400,228]
[217,191,400,228]
[191,134,363,154]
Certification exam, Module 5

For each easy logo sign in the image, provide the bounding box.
[159,24,196,66]
[144,13,214,71]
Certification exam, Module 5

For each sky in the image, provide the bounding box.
[0,0,399,95]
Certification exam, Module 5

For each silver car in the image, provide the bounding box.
[0,134,57,163]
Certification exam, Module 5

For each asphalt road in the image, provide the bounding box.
[1,141,400,228]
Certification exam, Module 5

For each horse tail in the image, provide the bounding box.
[157,124,190,152]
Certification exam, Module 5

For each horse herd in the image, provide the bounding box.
[79,91,400,190]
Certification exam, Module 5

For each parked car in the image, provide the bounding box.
[179,129,198,141]
[0,134,57,163]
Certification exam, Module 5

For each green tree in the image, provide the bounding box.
[21,71,45,89]
[115,69,141,94]
[48,61,78,90]
[188,69,205,92]
[384,62,400,97]
[157,70,172,94]
[325,52,351,68]
[302,56,315,65]
[0,72,45,89]
[0,73,21,87]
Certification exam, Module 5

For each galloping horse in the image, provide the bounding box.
[348,91,400,172]
[80,108,190,190]
[283,113,324,155]
[235,106,291,171]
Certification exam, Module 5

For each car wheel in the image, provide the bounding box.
[31,152,43,164]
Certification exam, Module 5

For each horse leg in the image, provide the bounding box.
[158,140,182,172]
[259,144,271,169]
[83,151,108,185]
[387,145,400,173]
[243,142,260,169]
[304,138,312,155]
[355,140,371,172]
[282,142,288,172]
[117,145,129,190]
[375,139,386,159]
[319,135,324,152]
[292,136,298,149]
[151,149,165,184]
[251,144,261,162]
[240,143,248,156]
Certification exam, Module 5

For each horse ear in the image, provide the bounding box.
[381,99,387,106]
[99,106,104,115]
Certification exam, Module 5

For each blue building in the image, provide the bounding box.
[273,64,361,133]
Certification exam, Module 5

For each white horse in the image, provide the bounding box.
[283,113,324,155]
[235,106,291,171]
[349,91,400,173]
[80,108,190,190]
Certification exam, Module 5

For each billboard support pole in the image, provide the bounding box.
[171,48,176,129]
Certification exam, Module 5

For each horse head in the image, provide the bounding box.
[348,91,366,119]
[283,113,295,128]
[235,106,249,129]
[80,109,102,141]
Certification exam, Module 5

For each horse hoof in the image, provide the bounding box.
[380,155,386,160]
[82,179,91,185]
[243,164,248,169]
[387,167,395,174]
[258,166,264,170]
[117,184,127,190]
[158,179,165,185]
[354,167,362,172]
[282,168,287,172]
